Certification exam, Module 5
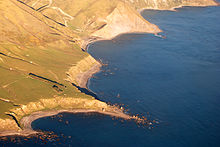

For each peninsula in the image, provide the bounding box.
[0,0,218,136]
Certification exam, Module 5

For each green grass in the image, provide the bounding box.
[0,101,18,119]
[0,41,91,114]
[0,0,95,121]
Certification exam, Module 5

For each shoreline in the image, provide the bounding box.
[76,60,102,89]
[138,2,220,14]
[0,109,132,137]
[1,2,219,138]
[0,33,135,138]
[0,32,140,137]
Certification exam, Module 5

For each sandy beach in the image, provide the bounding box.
[76,61,102,88]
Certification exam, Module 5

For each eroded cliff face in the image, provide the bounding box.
[0,119,21,132]
[0,96,110,135]
[91,1,161,39]
[66,55,101,88]
[10,97,108,120]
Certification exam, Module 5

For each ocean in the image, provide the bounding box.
[1,5,220,147]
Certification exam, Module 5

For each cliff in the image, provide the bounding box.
[0,0,218,136]
[66,55,102,88]
[91,1,161,39]
[0,96,128,136]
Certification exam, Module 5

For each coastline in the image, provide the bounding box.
[0,109,131,137]
[0,36,126,138]
[0,32,142,137]
[76,60,102,88]
[1,1,219,138]
[138,1,220,13]
[76,30,159,89]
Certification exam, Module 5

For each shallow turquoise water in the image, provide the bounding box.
[1,6,220,147]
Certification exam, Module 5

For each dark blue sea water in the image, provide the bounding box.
[1,6,220,147]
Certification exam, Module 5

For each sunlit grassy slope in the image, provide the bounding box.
[22,0,120,36]
[0,0,91,120]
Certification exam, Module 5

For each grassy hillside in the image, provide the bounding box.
[0,0,92,120]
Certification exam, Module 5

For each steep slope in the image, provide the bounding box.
[91,1,161,39]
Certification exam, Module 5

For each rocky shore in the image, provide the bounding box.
[0,108,132,137]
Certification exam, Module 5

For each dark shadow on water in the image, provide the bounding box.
[72,83,100,100]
